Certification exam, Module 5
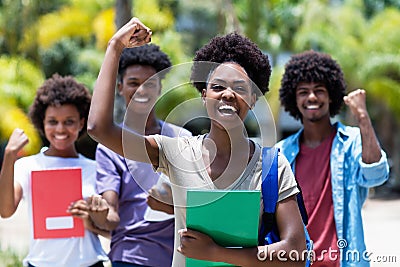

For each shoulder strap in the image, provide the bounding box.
[259,147,279,245]
[295,182,309,225]
[261,147,279,213]
[261,147,314,266]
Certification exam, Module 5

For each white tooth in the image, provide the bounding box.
[134,97,149,103]
[218,105,237,112]
[306,105,319,109]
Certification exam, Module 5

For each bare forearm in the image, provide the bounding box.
[85,219,111,239]
[87,40,124,152]
[87,39,152,162]
[94,228,111,239]
[147,196,174,214]
[358,114,382,163]
[0,152,19,218]
[344,89,382,164]
[88,192,120,231]
[92,212,120,232]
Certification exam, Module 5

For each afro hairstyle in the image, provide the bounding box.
[118,44,172,82]
[279,50,346,120]
[190,32,271,98]
[29,73,91,137]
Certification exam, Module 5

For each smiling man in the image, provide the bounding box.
[276,50,389,267]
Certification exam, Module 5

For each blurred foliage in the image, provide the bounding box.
[267,65,285,122]
[74,48,105,91]
[362,0,400,18]
[0,105,42,156]
[40,38,82,78]
[364,8,400,54]
[0,0,69,56]
[0,56,43,155]
[93,8,116,50]
[151,29,190,65]
[236,0,303,55]
[69,0,114,16]
[0,245,24,267]
[175,0,219,53]
[0,56,44,110]
[36,6,92,49]
[134,0,174,32]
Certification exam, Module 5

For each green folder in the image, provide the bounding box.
[186,190,260,267]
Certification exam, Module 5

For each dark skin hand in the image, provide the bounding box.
[67,199,110,239]
[86,194,111,227]
[146,181,174,214]
[146,195,174,215]
[0,128,28,218]
[84,192,120,232]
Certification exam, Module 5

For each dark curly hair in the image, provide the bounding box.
[190,32,271,98]
[29,73,91,137]
[118,44,172,82]
[279,50,346,120]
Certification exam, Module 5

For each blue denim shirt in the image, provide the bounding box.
[276,121,389,267]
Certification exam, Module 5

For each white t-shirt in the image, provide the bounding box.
[14,151,108,267]
[153,134,299,267]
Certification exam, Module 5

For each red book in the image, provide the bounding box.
[31,168,84,239]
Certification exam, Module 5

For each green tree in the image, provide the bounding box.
[0,0,68,58]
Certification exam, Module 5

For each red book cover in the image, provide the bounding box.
[31,168,84,239]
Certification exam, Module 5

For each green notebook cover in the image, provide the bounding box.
[186,190,260,267]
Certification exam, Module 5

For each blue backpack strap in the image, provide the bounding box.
[296,186,309,225]
[262,146,308,225]
[259,147,280,245]
[260,147,313,266]
[261,147,279,213]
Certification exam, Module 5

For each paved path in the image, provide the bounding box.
[362,197,400,267]
[1,196,399,266]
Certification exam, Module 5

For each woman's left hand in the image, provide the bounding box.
[177,228,219,261]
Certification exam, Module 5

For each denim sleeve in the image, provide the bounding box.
[358,150,389,187]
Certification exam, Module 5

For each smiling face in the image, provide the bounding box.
[43,104,84,156]
[295,82,331,123]
[118,64,161,114]
[202,62,256,130]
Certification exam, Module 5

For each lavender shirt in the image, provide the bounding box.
[96,121,191,267]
